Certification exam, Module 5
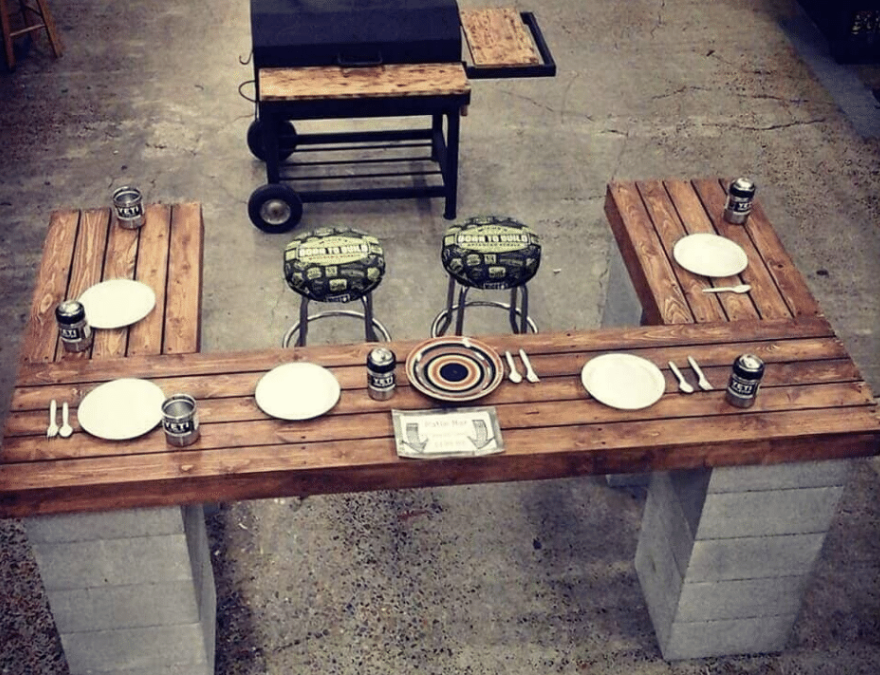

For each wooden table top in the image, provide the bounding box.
[19,203,204,363]
[605,178,821,325]
[2,316,878,517]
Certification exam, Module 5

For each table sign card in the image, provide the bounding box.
[392,407,504,459]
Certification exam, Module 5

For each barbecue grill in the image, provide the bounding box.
[246,1,556,232]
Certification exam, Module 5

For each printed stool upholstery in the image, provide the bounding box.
[282,226,390,347]
[432,215,541,336]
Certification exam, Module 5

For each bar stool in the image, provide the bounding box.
[282,226,391,347]
[0,0,62,70]
[432,215,541,337]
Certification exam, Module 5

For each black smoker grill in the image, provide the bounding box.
[246,0,556,232]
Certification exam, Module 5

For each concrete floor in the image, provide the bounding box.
[2,0,880,673]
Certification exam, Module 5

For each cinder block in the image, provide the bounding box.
[677,576,808,622]
[696,487,844,539]
[661,613,796,660]
[84,665,213,675]
[635,488,683,648]
[707,460,852,493]
[34,534,194,591]
[62,622,209,673]
[25,507,186,543]
[62,548,216,675]
[646,472,696,577]
[49,579,202,633]
[687,533,826,582]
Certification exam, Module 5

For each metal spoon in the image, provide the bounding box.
[519,349,540,383]
[59,402,73,438]
[703,284,752,294]
[668,361,694,394]
[505,351,523,384]
[47,399,59,439]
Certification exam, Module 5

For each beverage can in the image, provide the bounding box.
[723,178,756,224]
[367,347,396,400]
[725,353,764,408]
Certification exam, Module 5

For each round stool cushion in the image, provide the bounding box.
[284,227,385,303]
[441,216,541,290]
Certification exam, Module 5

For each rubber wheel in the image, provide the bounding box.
[248,184,303,233]
[246,119,297,162]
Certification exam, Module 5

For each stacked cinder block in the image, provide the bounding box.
[636,459,850,660]
[24,505,216,675]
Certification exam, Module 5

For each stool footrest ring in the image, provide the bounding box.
[283,310,392,348]
[431,300,538,338]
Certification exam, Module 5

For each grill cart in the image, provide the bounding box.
[246,1,555,232]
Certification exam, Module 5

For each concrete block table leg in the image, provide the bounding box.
[24,505,216,675]
[635,460,851,660]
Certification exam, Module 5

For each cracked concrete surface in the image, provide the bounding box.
[2,0,880,673]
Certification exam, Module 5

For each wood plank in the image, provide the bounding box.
[663,179,732,321]
[12,316,838,388]
[605,183,694,324]
[128,204,172,356]
[637,180,730,323]
[259,63,470,101]
[54,208,111,362]
[1,409,877,517]
[20,210,79,363]
[744,200,821,317]
[692,178,794,321]
[461,8,540,68]
[91,217,139,358]
[164,203,203,355]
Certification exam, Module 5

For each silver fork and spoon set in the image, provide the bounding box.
[46,399,74,439]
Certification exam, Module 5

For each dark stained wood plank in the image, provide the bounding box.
[20,210,79,363]
[53,208,111,362]
[605,182,693,324]
[692,178,793,321]
[164,203,203,355]
[91,218,139,358]
[637,180,730,323]
[128,204,172,356]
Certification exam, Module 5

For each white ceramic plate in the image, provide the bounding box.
[255,362,341,421]
[581,354,666,410]
[672,233,748,278]
[77,378,166,440]
[79,279,156,329]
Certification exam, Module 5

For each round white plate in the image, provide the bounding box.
[78,378,166,440]
[672,233,748,278]
[79,279,156,329]
[255,362,341,421]
[581,354,666,410]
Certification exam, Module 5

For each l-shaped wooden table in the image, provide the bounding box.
[2,182,878,671]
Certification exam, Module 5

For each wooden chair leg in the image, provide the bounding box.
[0,0,16,70]
[32,0,61,57]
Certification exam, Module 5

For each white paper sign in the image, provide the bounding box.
[392,407,504,459]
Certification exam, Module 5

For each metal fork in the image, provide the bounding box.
[47,399,59,439]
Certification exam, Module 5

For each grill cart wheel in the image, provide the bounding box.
[247,119,297,162]
[248,184,304,233]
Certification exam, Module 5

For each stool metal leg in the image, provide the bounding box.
[297,297,310,347]
[432,276,458,336]
[455,285,470,335]
[508,287,520,334]
[519,285,529,334]
[363,293,378,342]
